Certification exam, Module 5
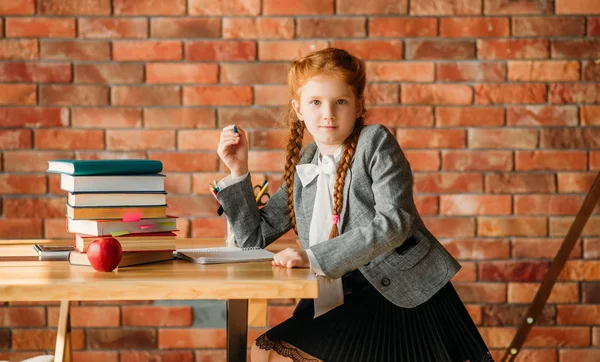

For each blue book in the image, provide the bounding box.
[47,159,163,176]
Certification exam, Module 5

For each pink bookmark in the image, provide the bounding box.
[122,212,142,223]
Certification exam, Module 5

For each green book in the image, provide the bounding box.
[47,159,163,176]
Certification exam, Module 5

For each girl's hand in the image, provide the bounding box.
[217,125,249,177]
[272,248,310,269]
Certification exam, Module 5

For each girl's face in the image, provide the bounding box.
[292,75,363,155]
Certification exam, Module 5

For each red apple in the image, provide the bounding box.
[87,237,123,272]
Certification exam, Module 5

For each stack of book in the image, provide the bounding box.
[47,159,177,267]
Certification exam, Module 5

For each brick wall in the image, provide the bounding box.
[1,0,599,361]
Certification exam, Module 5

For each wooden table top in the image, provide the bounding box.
[0,238,318,301]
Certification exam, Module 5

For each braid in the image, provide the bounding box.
[328,119,364,239]
[283,117,305,234]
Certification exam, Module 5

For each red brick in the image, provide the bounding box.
[221,63,288,84]
[513,237,582,259]
[581,106,600,125]
[248,151,285,172]
[122,306,192,327]
[112,86,180,106]
[477,39,549,59]
[149,152,219,172]
[78,18,148,39]
[166,196,218,217]
[364,84,400,105]
[87,329,156,349]
[113,41,182,61]
[254,85,289,106]
[107,130,175,151]
[114,0,185,15]
[0,218,43,238]
[13,329,84,350]
[3,151,73,172]
[410,0,481,15]
[337,0,408,14]
[6,17,75,37]
[513,17,585,36]
[194,350,227,362]
[121,351,194,362]
[516,151,587,171]
[508,61,580,81]
[470,128,538,149]
[72,351,119,362]
[480,261,550,281]
[147,63,218,84]
[413,173,482,193]
[0,307,45,326]
[0,107,68,128]
[559,260,600,281]
[151,18,220,38]
[508,282,580,303]
[475,84,547,104]
[0,62,71,82]
[39,0,110,15]
[526,327,590,347]
[70,108,140,128]
[40,40,110,60]
[268,305,294,326]
[3,197,65,218]
[441,239,510,259]
[415,195,439,216]
[558,172,598,192]
[297,17,365,38]
[158,328,225,349]
[484,0,553,14]
[397,129,465,148]
[455,263,478,282]
[441,195,512,216]
[189,0,260,15]
[75,64,144,84]
[184,86,253,106]
[558,305,600,325]
[589,17,600,35]
[582,60,600,81]
[442,150,512,171]
[40,85,108,106]
[0,174,46,194]
[178,130,221,150]
[249,129,291,149]
[557,0,600,14]
[435,107,503,127]
[369,17,437,37]
[35,129,104,150]
[560,350,600,362]
[223,17,294,39]
[0,39,38,59]
[330,40,403,60]
[258,40,328,61]
[191,218,226,237]
[422,217,475,237]
[541,128,600,149]
[485,305,556,327]
[551,216,600,237]
[441,17,509,37]
[162,173,192,195]
[404,150,440,171]
[43,218,70,238]
[263,0,333,15]
[454,283,506,303]
[0,0,34,14]
[367,62,434,82]
[186,40,256,61]
[591,152,600,170]
[0,84,36,104]
[507,105,578,126]
[218,108,279,128]
[0,129,31,149]
[478,217,547,237]
[583,282,600,302]
[549,84,600,104]
[486,173,556,193]
[552,39,600,59]
[0,353,56,361]
[144,109,215,129]
[406,40,475,59]
[437,62,505,82]
[402,84,472,105]
[48,306,120,327]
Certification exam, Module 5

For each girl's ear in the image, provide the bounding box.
[355,97,365,118]
[292,99,303,121]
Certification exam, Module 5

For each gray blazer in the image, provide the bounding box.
[218,124,461,308]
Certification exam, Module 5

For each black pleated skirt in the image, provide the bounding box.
[256,270,493,362]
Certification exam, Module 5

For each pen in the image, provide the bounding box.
[232,125,238,133]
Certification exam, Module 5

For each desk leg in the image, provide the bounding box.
[226,299,248,362]
[54,300,72,362]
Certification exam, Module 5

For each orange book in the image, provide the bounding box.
[66,204,167,220]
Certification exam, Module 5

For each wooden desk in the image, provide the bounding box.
[0,239,318,362]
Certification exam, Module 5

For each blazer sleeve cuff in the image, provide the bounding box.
[217,173,249,191]
[306,249,326,276]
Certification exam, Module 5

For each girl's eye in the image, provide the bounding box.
[336,99,347,105]
[310,100,321,105]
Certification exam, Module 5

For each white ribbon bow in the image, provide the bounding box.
[296,154,344,318]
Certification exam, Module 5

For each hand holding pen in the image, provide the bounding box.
[217,124,248,178]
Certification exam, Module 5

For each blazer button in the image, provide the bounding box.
[364,261,370,267]
[381,278,390,287]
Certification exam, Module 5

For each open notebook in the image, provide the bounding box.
[174,246,274,264]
